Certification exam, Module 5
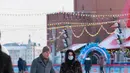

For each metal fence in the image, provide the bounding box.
[14,64,130,73]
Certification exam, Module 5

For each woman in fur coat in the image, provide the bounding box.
[60,49,82,73]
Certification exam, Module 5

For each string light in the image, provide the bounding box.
[47,24,118,39]
[47,19,129,38]
[0,13,45,16]
[46,25,115,41]
[84,26,102,37]
[101,25,114,34]
[48,18,129,26]
[70,26,85,38]
[0,12,128,17]
[48,19,129,29]
[0,11,129,19]
[51,12,130,18]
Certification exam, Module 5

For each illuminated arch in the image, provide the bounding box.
[78,43,110,64]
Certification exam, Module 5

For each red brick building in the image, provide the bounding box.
[47,0,128,51]
[74,0,126,14]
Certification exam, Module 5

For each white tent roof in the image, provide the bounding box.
[124,41,130,47]
[99,34,120,49]
[62,43,87,51]
[99,28,130,49]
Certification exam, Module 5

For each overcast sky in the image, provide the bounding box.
[0,0,73,46]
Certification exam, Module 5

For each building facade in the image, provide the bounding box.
[3,38,42,65]
[47,0,129,51]
[74,0,127,14]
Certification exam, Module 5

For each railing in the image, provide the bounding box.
[13,64,130,73]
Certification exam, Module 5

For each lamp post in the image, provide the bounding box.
[115,22,126,63]
[52,28,56,64]
[60,51,64,63]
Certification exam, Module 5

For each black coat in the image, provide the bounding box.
[0,51,14,73]
[60,61,82,73]
[84,60,92,71]
[18,58,25,71]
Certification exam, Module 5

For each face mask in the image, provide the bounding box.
[68,56,74,60]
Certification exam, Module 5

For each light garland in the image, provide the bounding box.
[0,13,45,16]
[101,25,114,34]
[48,18,128,27]
[47,18,128,39]
[50,12,129,18]
[69,25,113,38]
[47,20,125,38]
[70,26,85,38]
[47,25,114,40]
[84,25,102,37]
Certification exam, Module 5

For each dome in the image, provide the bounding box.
[1,46,9,55]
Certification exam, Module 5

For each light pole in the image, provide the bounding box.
[52,28,56,64]
[60,51,64,63]
[115,22,126,63]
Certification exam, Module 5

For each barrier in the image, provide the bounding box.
[13,64,130,73]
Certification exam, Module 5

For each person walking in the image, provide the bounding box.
[84,57,92,73]
[18,58,25,73]
[60,49,82,73]
[0,44,14,73]
[99,56,105,73]
[30,46,55,73]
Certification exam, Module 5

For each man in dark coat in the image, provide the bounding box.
[60,49,82,73]
[84,57,92,73]
[30,46,55,73]
[18,58,24,73]
[0,44,14,73]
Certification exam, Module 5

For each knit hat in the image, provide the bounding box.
[42,46,50,53]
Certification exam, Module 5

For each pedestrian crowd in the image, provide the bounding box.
[0,44,106,73]
[30,46,106,73]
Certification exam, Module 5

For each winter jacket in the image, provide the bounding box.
[30,55,55,73]
[0,51,14,73]
[84,60,92,71]
[60,60,82,73]
[18,58,25,71]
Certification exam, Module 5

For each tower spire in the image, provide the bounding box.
[28,34,32,49]
[28,34,31,43]
[29,34,31,39]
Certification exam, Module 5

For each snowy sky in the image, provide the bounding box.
[0,0,73,46]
